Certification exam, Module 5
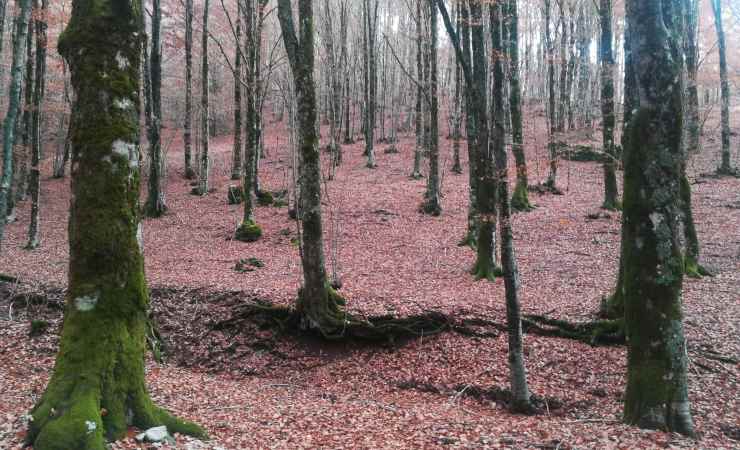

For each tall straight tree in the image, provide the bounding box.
[144,0,167,217]
[411,0,424,179]
[230,2,242,181]
[277,0,347,335]
[420,0,441,216]
[682,0,700,155]
[621,0,694,436]
[711,0,735,175]
[183,0,196,178]
[194,0,211,195]
[600,0,619,210]
[26,0,205,447]
[543,0,558,189]
[363,0,378,168]
[26,0,47,249]
[0,0,32,251]
[505,0,533,212]
[491,0,532,413]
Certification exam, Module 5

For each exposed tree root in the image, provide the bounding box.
[521,315,625,346]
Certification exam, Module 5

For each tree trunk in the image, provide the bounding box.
[277,0,346,336]
[505,0,532,212]
[491,1,532,413]
[26,0,47,249]
[195,0,211,195]
[183,0,195,179]
[231,4,242,181]
[363,0,378,168]
[411,0,423,179]
[600,0,619,210]
[27,1,205,447]
[711,0,734,174]
[622,0,694,436]
[144,0,167,217]
[0,0,31,251]
[544,0,558,188]
[421,0,441,216]
[682,0,700,155]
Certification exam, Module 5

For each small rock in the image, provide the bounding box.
[135,426,174,444]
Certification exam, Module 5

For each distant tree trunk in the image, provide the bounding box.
[0,0,8,96]
[0,0,32,251]
[15,17,34,206]
[506,0,532,212]
[26,0,47,249]
[451,49,463,175]
[27,0,205,446]
[622,0,694,436]
[683,0,700,155]
[363,0,378,168]
[459,1,479,247]
[711,0,734,175]
[411,0,423,179]
[195,0,211,195]
[277,0,346,336]
[491,1,532,413]
[183,0,196,179]
[52,61,71,179]
[556,9,567,133]
[421,0,441,216]
[576,6,592,129]
[231,4,242,181]
[600,0,619,210]
[144,0,167,217]
[544,0,558,188]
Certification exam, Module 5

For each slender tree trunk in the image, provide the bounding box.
[421,0,440,216]
[27,1,205,446]
[491,1,532,413]
[144,0,167,217]
[556,11,567,133]
[0,0,32,251]
[231,5,242,181]
[544,0,558,188]
[600,0,619,210]
[460,1,479,247]
[277,0,346,336]
[711,0,734,174]
[26,0,47,248]
[195,0,211,195]
[411,0,423,179]
[506,0,532,212]
[683,0,700,155]
[15,16,34,206]
[183,0,196,179]
[622,0,694,436]
[363,0,378,168]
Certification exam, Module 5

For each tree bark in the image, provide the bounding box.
[183,0,196,179]
[26,0,47,248]
[622,0,694,436]
[27,1,205,447]
[600,0,619,210]
[0,0,32,251]
[421,0,441,216]
[195,0,211,195]
[711,0,734,174]
[144,0,167,217]
[231,4,242,181]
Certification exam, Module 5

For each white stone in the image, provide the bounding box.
[135,426,173,443]
[75,293,99,312]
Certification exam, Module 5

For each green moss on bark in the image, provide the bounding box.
[234,219,262,242]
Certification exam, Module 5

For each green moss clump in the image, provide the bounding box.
[683,255,711,279]
[256,191,274,206]
[234,257,264,272]
[29,320,49,337]
[234,220,262,242]
[511,182,534,212]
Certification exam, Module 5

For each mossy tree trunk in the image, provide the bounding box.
[504,0,532,212]
[183,0,195,179]
[492,1,532,413]
[277,0,346,336]
[711,0,734,175]
[144,0,167,217]
[235,0,261,243]
[0,0,32,252]
[26,0,47,249]
[621,0,694,436]
[600,0,619,211]
[27,1,205,448]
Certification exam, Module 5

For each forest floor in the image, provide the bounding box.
[1,108,739,449]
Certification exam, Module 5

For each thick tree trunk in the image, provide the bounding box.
[711,0,734,174]
[622,0,694,436]
[278,0,346,336]
[505,0,532,212]
[0,0,31,251]
[491,1,532,413]
[600,0,619,210]
[26,0,47,249]
[27,2,205,447]
[144,0,167,217]
[183,0,195,179]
